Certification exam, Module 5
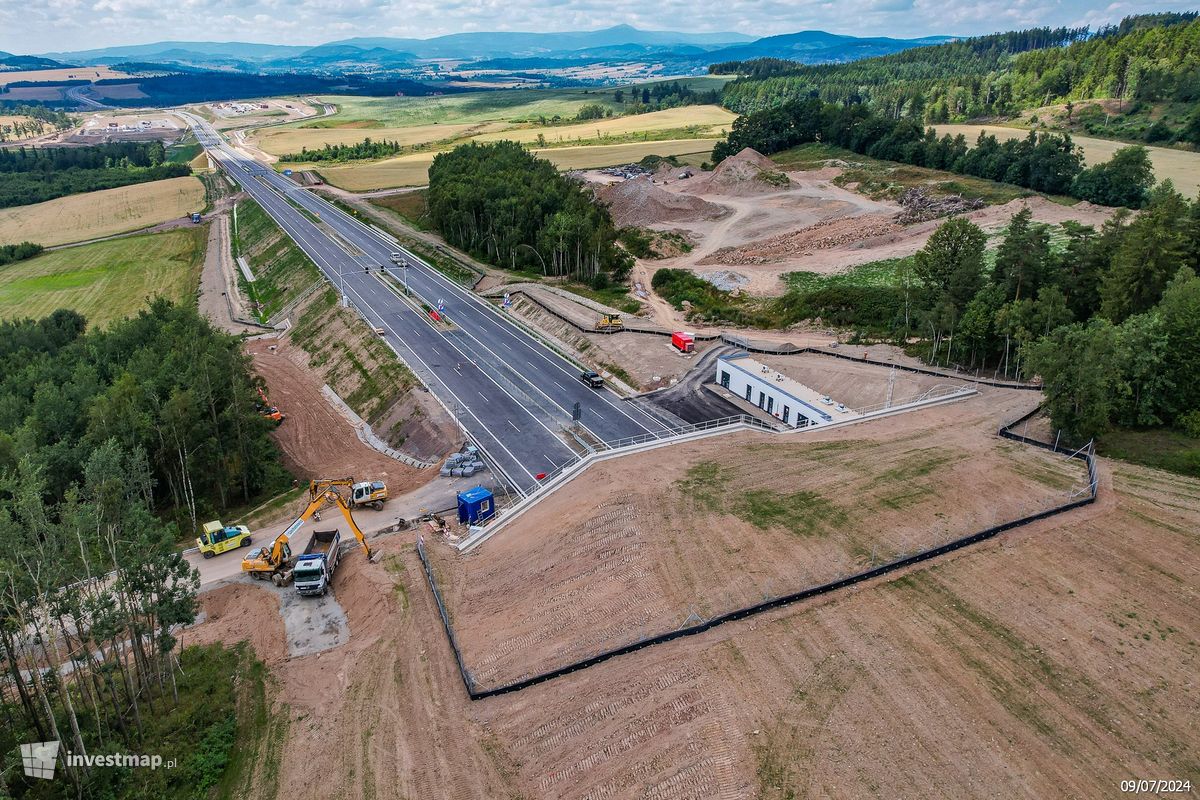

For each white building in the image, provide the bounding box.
[716,352,856,428]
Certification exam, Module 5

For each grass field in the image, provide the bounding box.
[304,89,631,128]
[300,139,719,190]
[233,198,322,321]
[774,142,1050,205]
[0,227,206,327]
[929,123,1200,199]
[253,121,506,155]
[470,106,734,145]
[0,176,206,246]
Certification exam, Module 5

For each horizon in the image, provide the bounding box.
[3,3,1194,56]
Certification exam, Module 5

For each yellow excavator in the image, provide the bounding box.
[242,479,375,586]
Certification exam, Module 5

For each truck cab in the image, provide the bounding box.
[196,521,252,559]
[351,480,388,510]
[294,529,341,596]
[579,370,604,388]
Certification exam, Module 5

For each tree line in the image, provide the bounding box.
[0,302,289,530]
[0,142,190,209]
[909,183,1200,442]
[0,104,74,143]
[285,136,407,163]
[0,242,43,266]
[713,14,1200,139]
[426,141,631,286]
[0,303,289,795]
[711,96,1158,206]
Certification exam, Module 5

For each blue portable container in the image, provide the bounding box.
[457,486,495,524]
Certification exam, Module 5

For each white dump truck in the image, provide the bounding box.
[293,529,341,597]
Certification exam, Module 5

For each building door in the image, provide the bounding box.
[766,396,774,414]
[745,384,753,401]
[720,370,730,388]
[758,391,765,409]
[782,405,790,424]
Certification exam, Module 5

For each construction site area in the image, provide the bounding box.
[187,367,1199,799]
[174,128,1197,800]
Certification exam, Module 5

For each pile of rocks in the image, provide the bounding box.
[894,187,985,224]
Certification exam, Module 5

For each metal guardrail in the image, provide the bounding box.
[417,403,1099,701]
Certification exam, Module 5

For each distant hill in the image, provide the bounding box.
[32,26,954,75]
[703,31,955,65]
[318,25,752,59]
[0,51,69,70]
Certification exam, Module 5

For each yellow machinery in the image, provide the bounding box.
[196,520,253,559]
[595,313,623,331]
[242,480,374,585]
[303,477,388,510]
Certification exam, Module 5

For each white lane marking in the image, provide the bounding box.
[194,133,554,489]
[478,392,489,402]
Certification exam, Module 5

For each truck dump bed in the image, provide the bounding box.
[303,529,340,556]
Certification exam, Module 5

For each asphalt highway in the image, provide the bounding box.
[182,113,672,494]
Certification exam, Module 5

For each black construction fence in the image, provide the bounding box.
[415,403,1097,701]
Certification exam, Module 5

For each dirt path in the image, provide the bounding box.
[199,214,264,335]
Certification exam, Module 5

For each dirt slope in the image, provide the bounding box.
[597,176,729,228]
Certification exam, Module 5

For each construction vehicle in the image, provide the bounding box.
[595,313,623,331]
[196,521,252,559]
[294,530,341,596]
[241,480,374,585]
[256,387,284,424]
[349,480,388,510]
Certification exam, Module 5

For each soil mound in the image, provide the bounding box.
[598,176,728,228]
[693,147,792,195]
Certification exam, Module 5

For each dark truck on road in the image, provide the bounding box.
[579,370,604,388]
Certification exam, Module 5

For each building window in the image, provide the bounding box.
[720,370,730,388]
[782,405,790,424]
[745,384,753,401]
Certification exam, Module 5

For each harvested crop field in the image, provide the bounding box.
[0,227,206,327]
[252,121,503,156]
[0,176,205,246]
[214,374,1200,799]
[931,123,1200,200]
[299,139,720,190]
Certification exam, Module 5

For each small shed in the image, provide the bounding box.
[457,486,495,525]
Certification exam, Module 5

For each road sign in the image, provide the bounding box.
[437,298,445,312]
[503,293,511,308]
[283,168,293,176]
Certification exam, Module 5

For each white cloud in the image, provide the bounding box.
[0,0,1192,54]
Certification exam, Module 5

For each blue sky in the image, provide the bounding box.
[0,0,1195,54]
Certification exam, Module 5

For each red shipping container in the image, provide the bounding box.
[671,331,695,353]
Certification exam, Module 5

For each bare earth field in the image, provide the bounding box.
[931,123,1200,200]
[436,383,1088,688]
[0,176,205,246]
[194,372,1200,799]
[595,149,1118,296]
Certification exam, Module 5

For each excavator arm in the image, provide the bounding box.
[315,488,373,559]
[243,480,374,575]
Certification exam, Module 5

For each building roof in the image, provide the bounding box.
[718,353,859,423]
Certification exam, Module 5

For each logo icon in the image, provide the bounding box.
[20,741,60,780]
